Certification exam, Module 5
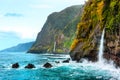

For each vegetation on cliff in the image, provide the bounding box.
[28,5,83,53]
[70,0,120,62]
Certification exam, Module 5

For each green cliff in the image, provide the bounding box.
[70,0,120,65]
[28,5,83,53]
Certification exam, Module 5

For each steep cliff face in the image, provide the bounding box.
[70,0,120,64]
[28,5,83,53]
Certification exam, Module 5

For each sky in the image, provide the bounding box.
[0,0,86,50]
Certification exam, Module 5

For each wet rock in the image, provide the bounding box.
[55,61,60,63]
[83,50,98,62]
[43,62,52,68]
[104,53,120,67]
[12,63,19,68]
[25,63,35,69]
[116,48,120,56]
[62,58,70,63]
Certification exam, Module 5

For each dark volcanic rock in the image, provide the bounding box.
[43,62,53,68]
[25,63,35,69]
[12,63,19,68]
[62,58,70,63]
[104,53,120,67]
[55,61,60,63]
[83,50,98,62]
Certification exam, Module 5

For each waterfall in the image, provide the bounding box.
[53,41,56,52]
[98,29,105,63]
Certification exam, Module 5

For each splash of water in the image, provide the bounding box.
[98,29,105,64]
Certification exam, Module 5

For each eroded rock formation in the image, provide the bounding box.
[70,0,120,66]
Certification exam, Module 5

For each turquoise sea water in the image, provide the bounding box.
[0,52,120,80]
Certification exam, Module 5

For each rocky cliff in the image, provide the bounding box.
[28,5,83,53]
[70,0,120,66]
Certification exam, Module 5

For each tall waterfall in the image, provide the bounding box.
[53,41,56,52]
[98,29,105,63]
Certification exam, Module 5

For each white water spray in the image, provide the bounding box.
[98,29,105,64]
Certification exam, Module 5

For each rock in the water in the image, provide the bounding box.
[43,62,52,68]
[12,63,19,68]
[55,61,60,63]
[62,58,70,63]
[25,63,35,69]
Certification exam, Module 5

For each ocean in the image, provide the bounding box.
[0,52,120,80]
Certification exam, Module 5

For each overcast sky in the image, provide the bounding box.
[0,0,86,50]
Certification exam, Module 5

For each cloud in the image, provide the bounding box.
[30,4,53,9]
[0,14,3,17]
[4,13,23,17]
[0,26,39,39]
[0,31,19,39]
[0,31,34,50]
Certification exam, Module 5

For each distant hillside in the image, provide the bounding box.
[28,5,83,53]
[0,42,34,52]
